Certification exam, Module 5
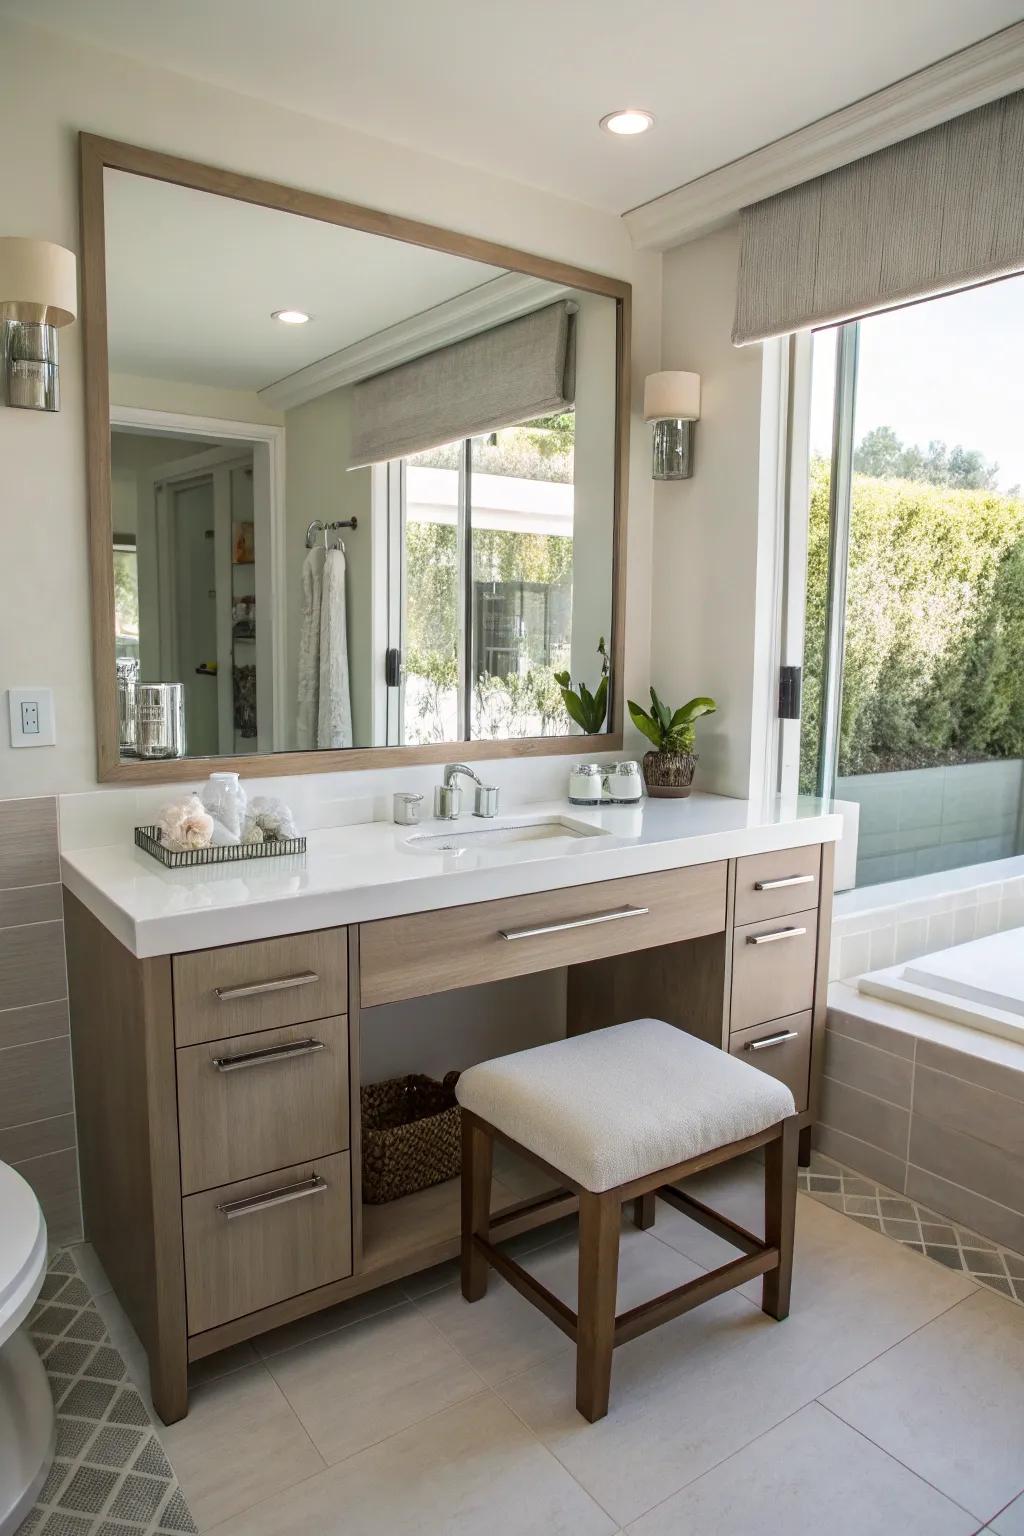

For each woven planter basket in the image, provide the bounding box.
[360,1071,462,1204]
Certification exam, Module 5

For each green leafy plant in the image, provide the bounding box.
[554,638,609,735]
[628,688,717,754]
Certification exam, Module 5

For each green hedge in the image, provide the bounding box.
[800,461,1024,788]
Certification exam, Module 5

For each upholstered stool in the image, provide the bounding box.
[455,1018,799,1422]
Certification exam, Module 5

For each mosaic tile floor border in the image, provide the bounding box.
[19,1249,198,1536]
[800,1151,1024,1305]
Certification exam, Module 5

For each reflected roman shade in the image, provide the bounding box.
[348,300,576,467]
[733,90,1024,345]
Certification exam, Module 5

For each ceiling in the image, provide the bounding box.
[7,0,1024,211]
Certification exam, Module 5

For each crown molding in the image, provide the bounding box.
[624,21,1024,251]
[260,271,568,410]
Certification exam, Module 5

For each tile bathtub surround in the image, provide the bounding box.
[816,983,1024,1252]
[0,794,81,1244]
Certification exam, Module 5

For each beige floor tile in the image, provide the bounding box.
[991,1489,1024,1534]
[158,1363,325,1531]
[626,1403,977,1536]
[252,1281,408,1356]
[414,1270,575,1387]
[823,1288,1024,1523]
[188,1340,259,1387]
[206,1391,615,1536]
[499,1195,976,1528]
[265,1302,486,1464]
[399,1256,462,1299]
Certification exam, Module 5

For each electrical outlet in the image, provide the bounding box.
[8,688,56,748]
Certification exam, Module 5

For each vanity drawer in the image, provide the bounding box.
[730,1011,811,1113]
[183,1151,352,1336]
[177,1015,349,1195]
[730,908,818,1033]
[734,844,821,926]
[173,929,347,1047]
[360,863,728,1007]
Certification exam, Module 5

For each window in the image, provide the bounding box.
[803,275,1024,886]
[112,535,139,660]
[390,413,575,746]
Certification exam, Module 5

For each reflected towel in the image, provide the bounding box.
[295,543,325,749]
[318,546,353,749]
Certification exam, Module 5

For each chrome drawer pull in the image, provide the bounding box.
[211,1038,325,1072]
[746,1030,799,1051]
[214,970,319,1002]
[499,905,649,942]
[753,874,815,892]
[217,1173,327,1220]
[747,926,807,946]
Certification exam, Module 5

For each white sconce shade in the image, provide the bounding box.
[0,238,77,327]
[643,370,701,422]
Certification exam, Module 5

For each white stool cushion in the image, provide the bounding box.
[455,1018,796,1192]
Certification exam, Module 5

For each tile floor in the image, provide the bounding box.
[68,1155,1024,1535]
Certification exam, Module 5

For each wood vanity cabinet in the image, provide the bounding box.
[64,842,832,1425]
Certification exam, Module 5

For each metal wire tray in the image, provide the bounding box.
[134,825,306,868]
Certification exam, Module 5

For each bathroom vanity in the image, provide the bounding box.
[62,795,839,1423]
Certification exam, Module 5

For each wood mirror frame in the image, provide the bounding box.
[79,132,631,784]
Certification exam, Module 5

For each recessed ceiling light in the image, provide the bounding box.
[600,109,655,137]
[272,309,311,324]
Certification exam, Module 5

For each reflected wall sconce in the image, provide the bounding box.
[0,238,78,412]
[643,370,701,480]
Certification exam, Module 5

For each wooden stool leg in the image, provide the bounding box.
[632,1192,656,1230]
[798,1124,812,1168]
[576,1190,620,1422]
[762,1117,798,1320]
[461,1114,493,1303]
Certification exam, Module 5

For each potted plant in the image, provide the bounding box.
[554,638,609,735]
[628,688,717,797]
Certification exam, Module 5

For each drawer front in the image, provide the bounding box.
[177,1015,350,1195]
[183,1151,352,1336]
[730,1011,811,1113]
[361,863,728,1008]
[173,929,347,1047]
[730,908,818,1033]
[734,844,821,926]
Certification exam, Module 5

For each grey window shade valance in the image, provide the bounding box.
[733,90,1024,345]
[348,300,576,466]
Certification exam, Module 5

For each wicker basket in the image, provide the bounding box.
[360,1071,461,1204]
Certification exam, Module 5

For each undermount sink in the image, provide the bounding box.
[403,815,609,853]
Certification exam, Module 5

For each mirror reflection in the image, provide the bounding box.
[104,169,619,759]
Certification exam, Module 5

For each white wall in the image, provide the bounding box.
[0,16,658,797]
[650,224,767,798]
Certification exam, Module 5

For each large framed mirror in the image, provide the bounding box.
[80,135,630,781]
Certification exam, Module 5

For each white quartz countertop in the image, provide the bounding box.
[60,792,842,958]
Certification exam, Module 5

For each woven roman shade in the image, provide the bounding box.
[349,300,576,466]
[733,90,1024,345]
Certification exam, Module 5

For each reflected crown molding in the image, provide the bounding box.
[259,272,570,411]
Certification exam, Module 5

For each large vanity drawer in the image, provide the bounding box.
[183,1151,352,1336]
[730,909,818,1033]
[173,929,347,1047]
[360,863,728,1007]
[730,1011,811,1113]
[177,1015,350,1195]
[733,844,821,926]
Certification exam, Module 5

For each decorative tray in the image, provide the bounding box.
[134,825,307,868]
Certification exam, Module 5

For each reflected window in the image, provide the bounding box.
[113,535,139,660]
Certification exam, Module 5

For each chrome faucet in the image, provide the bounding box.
[433,763,500,820]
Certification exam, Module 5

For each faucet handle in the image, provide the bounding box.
[474,784,499,819]
[433,783,462,820]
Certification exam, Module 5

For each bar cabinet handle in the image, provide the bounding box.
[217,1173,327,1220]
[211,1038,325,1072]
[214,970,319,1001]
[745,1031,799,1051]
[753,874,815,892]
[746,926,807,946]
[499,905,649,942]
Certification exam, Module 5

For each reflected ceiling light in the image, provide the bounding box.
[600,109,655,136]
[272,309,311,324]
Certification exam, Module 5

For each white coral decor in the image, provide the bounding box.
[157,794,214,852]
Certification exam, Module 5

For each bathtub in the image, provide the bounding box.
[859,927,1024,1044]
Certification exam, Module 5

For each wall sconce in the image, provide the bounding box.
[643,370,701,480]
[0,238,77,412]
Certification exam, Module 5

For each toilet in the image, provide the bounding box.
[0,1162,53,1536]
